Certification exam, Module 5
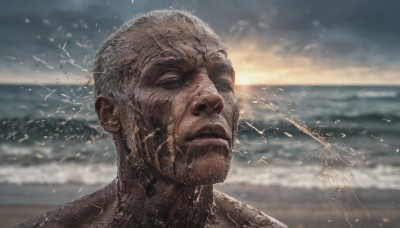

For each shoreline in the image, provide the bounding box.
[2,183,399,227]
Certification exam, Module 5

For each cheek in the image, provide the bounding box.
[222,94,239,123]
[221,94,239,147]
[142,95,171,128]
[136,93,186,174]
[139,89,190,128]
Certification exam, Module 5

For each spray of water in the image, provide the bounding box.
[235,88,372,227]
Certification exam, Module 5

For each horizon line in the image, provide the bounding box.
[1,81,400,87]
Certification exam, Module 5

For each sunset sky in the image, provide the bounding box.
[1,0,400,85]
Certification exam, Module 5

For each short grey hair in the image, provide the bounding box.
[92,9,224,101]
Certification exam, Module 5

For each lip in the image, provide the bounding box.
[186,124,230,147]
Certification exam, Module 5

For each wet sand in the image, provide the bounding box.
[1,183,399,228]
[218,184,400,228]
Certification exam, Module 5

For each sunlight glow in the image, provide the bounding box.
[228,41,400,86]
[236,71,273,85]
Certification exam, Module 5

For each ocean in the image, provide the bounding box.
[1,84,399,190]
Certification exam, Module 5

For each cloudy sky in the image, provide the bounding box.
[1,0,399,85]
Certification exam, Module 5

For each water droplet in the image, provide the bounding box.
[36,153,44,159]
[24,18,30,23]
[284,132,293,138]
[18,134,29,143]
[382,217,390,223]
[312,20,320,27]
[371,135,384,142]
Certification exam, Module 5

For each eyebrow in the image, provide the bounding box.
[210,62,235,81]
[140,56,190,82]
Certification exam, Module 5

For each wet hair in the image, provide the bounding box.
[92,9,223,102]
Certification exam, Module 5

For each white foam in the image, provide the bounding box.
[226,164,400,190]
[356,91,397,98]
[0,144,32,156]
[0,163,116,185]
[1,163,399,190]
[0,144,53,157]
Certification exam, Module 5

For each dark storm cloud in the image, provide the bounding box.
[0,0,134,73]
[0,0,175,73]
[1,0,399,76]
[188,0,400,69]
[252,0,400,69]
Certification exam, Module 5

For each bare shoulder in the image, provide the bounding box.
[212,190,287,228]
[16,183,117,228]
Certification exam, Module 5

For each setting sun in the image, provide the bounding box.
[235,71,273,85]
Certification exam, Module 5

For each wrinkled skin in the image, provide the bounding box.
[18,21,287,228]
[130,38,236,185]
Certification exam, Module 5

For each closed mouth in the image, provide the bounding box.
[187,124,230,142]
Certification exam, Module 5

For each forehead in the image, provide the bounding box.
[128,20,224,48]
[124,21,229,70]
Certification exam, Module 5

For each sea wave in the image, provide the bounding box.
[1,162,399,190]
[0,117,103,143]
[323,113,400,122]
[356,91,399,99]
[226,164,400,190]
[1,109,398,148]
[0,163,116,185]
[238,114,400,139]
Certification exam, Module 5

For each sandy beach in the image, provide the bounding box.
[1,183,399,228]
[218,184,400,228]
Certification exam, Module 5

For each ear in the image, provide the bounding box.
[95,95,122,133]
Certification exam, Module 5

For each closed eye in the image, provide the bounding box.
[209,62,235,92]
[157,71,184,89]
[215,79,234,92]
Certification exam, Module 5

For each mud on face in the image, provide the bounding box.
[119,21,240,185]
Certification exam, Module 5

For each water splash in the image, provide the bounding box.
[236,87,374,227]
[60,42,89,73]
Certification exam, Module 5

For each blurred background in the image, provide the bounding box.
[0,0,399,227]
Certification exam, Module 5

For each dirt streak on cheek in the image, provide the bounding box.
[142,97,179,175]
[165,115,176,174]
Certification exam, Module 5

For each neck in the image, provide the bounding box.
[109,132,215,227]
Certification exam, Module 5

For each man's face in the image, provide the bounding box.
[123,22,238,185]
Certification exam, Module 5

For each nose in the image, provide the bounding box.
[191,86,224,116]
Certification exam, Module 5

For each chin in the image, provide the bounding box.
[179,152,232,186]
[156,143,233,185]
